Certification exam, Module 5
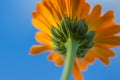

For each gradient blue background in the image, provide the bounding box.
[0,0,120,80]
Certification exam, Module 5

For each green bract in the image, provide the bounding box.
[51,17,95,59]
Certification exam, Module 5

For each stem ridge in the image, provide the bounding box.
[61,39,79,80]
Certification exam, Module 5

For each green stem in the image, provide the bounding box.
[61,38,79,80]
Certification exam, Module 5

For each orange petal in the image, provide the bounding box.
[48,52,64,66]
[48,0,63,18]
[76,0,86,20]
[97,25,120,37]
[55,58,64,67]
[93,10,114,31]
[70,0,80,18]
[30,45,51,55]
[92,49,110,65]
[32,18,50,34]
[87,4,101,28]
[95,36,120,46]
[95,47,115,57]
[64,0,70,16]
[36,3,58,27]
[79,3,90,20]
[47,0,62,22]
[72,61,83,80]
[57,0,66,16]
[76,58,88,71]
[84,51,96,65]
[48,52,62,61]
[32,12,51,28]
[35,32,53,47]
[94,42,116,48]
[42,0,48,2]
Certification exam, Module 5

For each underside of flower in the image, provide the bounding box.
[51,17,95,59]
[30,0,120,80]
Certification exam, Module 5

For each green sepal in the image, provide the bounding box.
[50,17,95,59]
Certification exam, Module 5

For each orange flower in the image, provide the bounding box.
[30,0,120,80]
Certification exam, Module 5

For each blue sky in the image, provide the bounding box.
[0,0,120,80]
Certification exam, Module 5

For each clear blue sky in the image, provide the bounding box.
[0,0,120,80]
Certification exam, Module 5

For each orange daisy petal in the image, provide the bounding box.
[64,0,70,16]
[32,12,51,27]
[75,58,88,71]
[94,47,115,58]
[92,49,110,65]
[36,3,58,27]
[76,0,86,20]
[87,4,101,28]
[48,0,63,18]
[93,10,114,31]
[57,0,68,17]
[32,18,50,34]
[48,53,56,61]
[94,42,116,48]
[42,0,48,2]
[48,52,64,66]
[30,45,51,55]
[80,3,90,20]
[55,58,64,67]
[48,52,62,61]
[35,32,53,47]
[72,61,83,80]
[97,25,120,37]
[95,36,120,46]
[69,0,80,18]
[84,51,96,64]
[45,0,61,24]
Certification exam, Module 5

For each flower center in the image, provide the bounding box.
[50,17,95,59]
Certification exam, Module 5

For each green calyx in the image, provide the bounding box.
[50,17,95,59]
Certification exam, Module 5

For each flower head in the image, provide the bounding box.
[30,0,120,80]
